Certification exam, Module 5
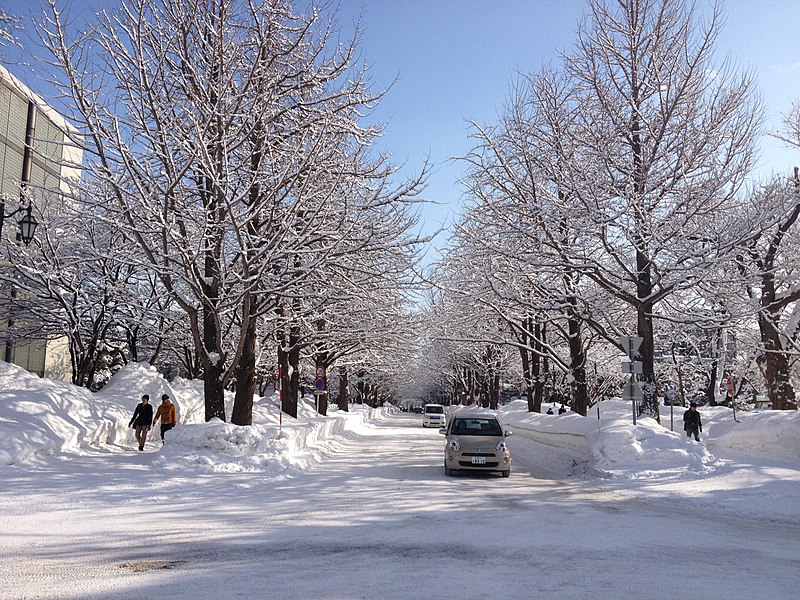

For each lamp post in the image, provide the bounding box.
[0,197,38,245]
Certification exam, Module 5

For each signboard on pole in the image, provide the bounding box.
[619,336,643,359]
[622,376,643,402]
[315,365,326,392]
[619,336,643,425]
[622,361,643,374]
[623,375,643,425]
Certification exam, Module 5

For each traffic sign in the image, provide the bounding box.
[315,364,326,392]
[622,361,643,374]
[619,336,643,359]
[622,376,643,402]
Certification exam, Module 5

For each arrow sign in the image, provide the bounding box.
[619,336,643,360]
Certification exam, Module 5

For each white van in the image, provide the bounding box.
[422,403,446,428]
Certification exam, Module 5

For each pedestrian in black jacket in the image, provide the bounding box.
[128,395,154,451]
[683,401,702,441]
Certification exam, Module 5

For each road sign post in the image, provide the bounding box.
[619,336,643,425]
[665,388,679,431]
[314,365,327,413]
[315,365,326,392]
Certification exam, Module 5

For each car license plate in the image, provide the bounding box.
[471,457,486,465]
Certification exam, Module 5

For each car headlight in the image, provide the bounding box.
[448,439,461,451]
[496,440,508,452]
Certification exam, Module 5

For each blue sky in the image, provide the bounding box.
[5,1,800,253]
[336,0,800,248]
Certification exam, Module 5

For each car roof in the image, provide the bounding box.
[450,412,498,420]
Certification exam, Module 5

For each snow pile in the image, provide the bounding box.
[499,397,799,479]
[2,360,800,482]
[0,362,131,464]
[0,361,380,479]
[153,420,298,475]
[703,406,800,457]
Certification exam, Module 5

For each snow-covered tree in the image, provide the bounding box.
[40,0,424,423]
[451,0,761,421]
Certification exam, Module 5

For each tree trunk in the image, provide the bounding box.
[757,310,798,410]
[567,306,588,416]
[277,341,295,418]
[636,298,658,420]
[288,322,300,411]
[357,370,366,404]
[338,366,349,411]
[519,316,536,412]
[536,321,547,411]
[231,304,258,425]
[202,308,226,422]
[491,370,500,410]
[706,326,723,406]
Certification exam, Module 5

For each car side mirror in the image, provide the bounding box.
[504,431,513,437]
[439,428,447,435]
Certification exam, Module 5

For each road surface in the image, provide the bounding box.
[1,410,798,599]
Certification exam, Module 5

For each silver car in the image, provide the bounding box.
[440,413,512,477]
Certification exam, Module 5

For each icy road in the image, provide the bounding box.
[1,410,798,599]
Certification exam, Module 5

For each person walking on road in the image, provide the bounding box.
[683,401,702,441]
[153,394,177,444]
[128,395,154,451]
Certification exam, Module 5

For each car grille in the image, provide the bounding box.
[459,452,498,468]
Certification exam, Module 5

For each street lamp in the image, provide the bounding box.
[0,197,38,246]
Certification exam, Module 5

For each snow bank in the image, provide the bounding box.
[703,406,800,457]
[2,360,799,482]
[0,362,131,463]
[0,361,381,479]
[498,398,798,480]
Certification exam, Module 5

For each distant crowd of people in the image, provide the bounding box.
[128,393,177,451]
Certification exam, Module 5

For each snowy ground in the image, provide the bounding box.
[1,361,799,599]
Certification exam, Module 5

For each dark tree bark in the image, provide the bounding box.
[566,303,588,416]
[536,322,548,410]
[338,366,349,411]
[232,306,258,425]
[277,335,296,418]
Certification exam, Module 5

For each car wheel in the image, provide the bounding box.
[501,469,510,478]
[444,461,453,476]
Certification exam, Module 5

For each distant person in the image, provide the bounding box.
[558,405,567,415]
[546,407,554,415]
[153,394,177,444]
[683,401,702,441]
[128,395,153,451]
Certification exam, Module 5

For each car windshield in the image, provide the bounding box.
[451,418,502,436]
[425,405,444,414]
